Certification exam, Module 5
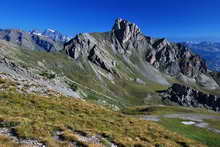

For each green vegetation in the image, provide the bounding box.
[13,48,169,108]
[122,105,220,146]
[0,79,204,146]
[39,71,56,79]
[159,118,220,147]
[66,82,78,91]
[204,119,220,130]
[121,105,215,116]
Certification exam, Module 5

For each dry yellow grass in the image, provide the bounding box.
[0,77,206,147]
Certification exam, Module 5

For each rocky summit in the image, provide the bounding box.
[65,18,218,89]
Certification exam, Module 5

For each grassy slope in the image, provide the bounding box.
[159,118,220,147]
[4,38,218,109]
[0,78,204,147]
[12,46,169,108]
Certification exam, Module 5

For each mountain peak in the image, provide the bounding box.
[47,28,56,33]
[112,18,140,32]
[29,29,70,42]
[112,18,141,43]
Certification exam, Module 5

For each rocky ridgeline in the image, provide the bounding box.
[146,40,207,77]
[160,83,220,111]
[0,18,215,84]
[65,33,117,74]
[0,18,220,111]
[65,18,218,88]
[112,18,207,78]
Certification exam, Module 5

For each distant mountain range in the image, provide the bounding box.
[183,41,220,72]
[0,28,70,52]
[30,28,71,42]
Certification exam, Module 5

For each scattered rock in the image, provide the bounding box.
[0,127,45,146]
[0,56,80,98]
[53,129,117,147]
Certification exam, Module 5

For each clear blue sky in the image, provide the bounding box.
[0,0,220,41]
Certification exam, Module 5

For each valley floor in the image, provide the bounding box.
[122,105,220,147]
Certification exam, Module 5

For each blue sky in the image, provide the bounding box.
[0,0,220,41]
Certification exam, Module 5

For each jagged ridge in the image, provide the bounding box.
[65,18,218,88]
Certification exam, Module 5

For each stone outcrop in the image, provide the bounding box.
[160,83,220,111]
[112,18,208,78]
[145,40,207,77]
[211,72,220,86]
[112,18,141,43]
[65,33,116,73]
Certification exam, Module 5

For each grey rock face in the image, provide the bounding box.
[112,18,141,43]
[111,19,208,79]
[0,29,63,51]
[160,84,220,111]
[64,18,216,87]
[65,33,116,73]
[196,73,219,90]
[65,33,93,59]
[211,72,220,86]
[88,46,116,73]
[145,40,207,78]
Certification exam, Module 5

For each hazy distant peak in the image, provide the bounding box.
[30,29,70,42]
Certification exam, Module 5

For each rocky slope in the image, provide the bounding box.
[0,39,80,98]
[160,83,220,111]
[211,72,220,86]
[65,18,219,89]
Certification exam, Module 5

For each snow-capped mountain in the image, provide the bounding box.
[30,29,70,42]
[42,29,71,42]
